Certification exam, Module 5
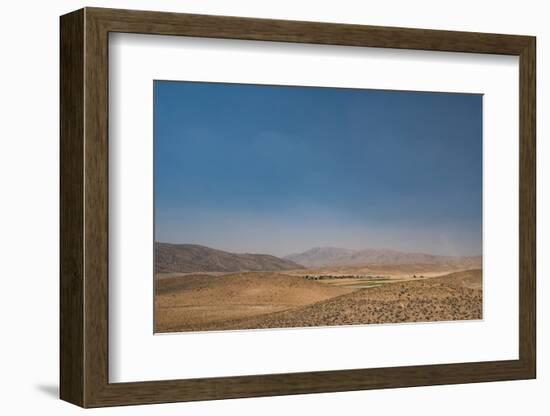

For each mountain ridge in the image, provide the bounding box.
[155,243,304,273]
[284,246,481,268]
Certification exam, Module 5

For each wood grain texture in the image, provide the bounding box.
[89,7,532,54]
[519,38,536,375]
[59,7,537,408]
[83,10,110,406]
[59,8,84,406]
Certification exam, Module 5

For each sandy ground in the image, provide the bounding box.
[155,268,482,333]
[154,272,354,332]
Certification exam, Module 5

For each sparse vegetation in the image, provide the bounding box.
[304,274,387,281]
[155,268,482,333]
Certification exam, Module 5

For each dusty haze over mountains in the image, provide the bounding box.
[154,82,482,258]
[284,247,481,268]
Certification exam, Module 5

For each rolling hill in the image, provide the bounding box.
[157,269,483,332]
[284,246,481,268]
[155,243,304,273]
[155,272,353,332]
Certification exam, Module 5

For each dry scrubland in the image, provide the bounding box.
[155,267,482,333]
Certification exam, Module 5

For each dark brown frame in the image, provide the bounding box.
[60,7,536,408]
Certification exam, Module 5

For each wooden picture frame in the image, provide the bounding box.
[60,7,536,408]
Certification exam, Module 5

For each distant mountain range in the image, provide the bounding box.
[155,243,304,273]
[284,247,481,268]
[155,243,481,273]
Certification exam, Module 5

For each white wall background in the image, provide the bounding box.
[0,0,545,414]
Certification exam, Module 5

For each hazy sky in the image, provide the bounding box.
[154,81,482,257]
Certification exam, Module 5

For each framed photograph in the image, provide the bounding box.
[60,7,536,407]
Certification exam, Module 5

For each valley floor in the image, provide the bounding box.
[154,268,482,333]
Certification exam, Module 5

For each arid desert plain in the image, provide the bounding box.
[154,244,482,333]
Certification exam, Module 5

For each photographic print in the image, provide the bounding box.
[154,81,483,333]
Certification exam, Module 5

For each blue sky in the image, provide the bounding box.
[154,81,482,257]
